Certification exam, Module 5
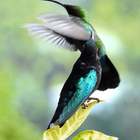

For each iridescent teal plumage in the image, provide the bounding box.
[59,70,97,123]
[48,39,101,128]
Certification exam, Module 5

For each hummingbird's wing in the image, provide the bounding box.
[48,68,98,128]
[37,13,92,40]
[22,13,92,51]
[22,23,78,51]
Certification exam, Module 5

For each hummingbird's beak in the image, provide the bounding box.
[42,0,64,7]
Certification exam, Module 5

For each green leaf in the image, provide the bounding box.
[43,100,106,140]
[72,130,118,140]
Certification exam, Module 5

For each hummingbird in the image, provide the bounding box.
[47,37,102,129]
[22,0,120,91]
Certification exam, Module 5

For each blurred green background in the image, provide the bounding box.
[1,0,140,139]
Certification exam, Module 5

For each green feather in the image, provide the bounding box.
[75,6,89,23]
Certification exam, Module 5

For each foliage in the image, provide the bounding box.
[43,100,118,140]
[72,130,118,140]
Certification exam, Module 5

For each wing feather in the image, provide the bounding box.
[37,13,91,40]
[22,23,77,51]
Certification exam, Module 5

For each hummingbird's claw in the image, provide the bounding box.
[87,97,100,103]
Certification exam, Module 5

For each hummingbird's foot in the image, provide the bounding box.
[87,97,100,103]
[82,98,100,109]
[82,101,89,109]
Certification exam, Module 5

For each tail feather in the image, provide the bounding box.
[98,55,120,91]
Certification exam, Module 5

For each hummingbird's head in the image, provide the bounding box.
[64,5,88,22]
[44,0,89,22]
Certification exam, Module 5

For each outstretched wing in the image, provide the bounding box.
[22,13,93,51]
[37,13,92,40]
[22,23,77,51]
